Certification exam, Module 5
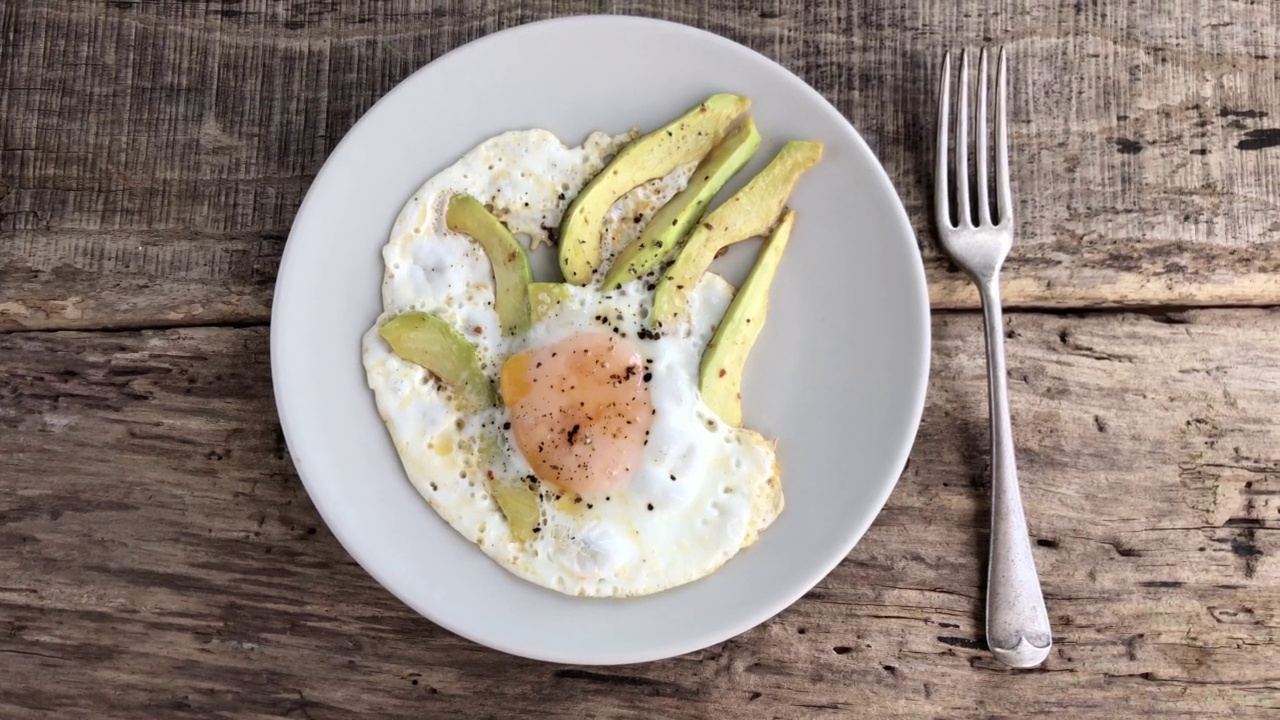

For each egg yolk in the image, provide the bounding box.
[500,332,654,495]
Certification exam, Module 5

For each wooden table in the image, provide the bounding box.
[3,2,1277,717]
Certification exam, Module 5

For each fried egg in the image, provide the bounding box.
[362,129,783,597]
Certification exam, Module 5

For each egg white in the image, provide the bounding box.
[363,129,783,597]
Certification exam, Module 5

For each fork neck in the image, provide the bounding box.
[976,278,1006,357]
[976,278,1012,453]
[976,277,1002,313]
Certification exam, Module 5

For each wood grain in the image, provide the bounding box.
[2,0,1279,331]
[2,310,1277,718]
[3,1,1278,717]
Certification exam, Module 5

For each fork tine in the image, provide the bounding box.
[955,50,972,228]
[975,48,991,226]
[935,51,952,229]
[994,47,1012,225]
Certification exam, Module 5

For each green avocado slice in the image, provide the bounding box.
[444,193,533,336]
[651,140,821,328]
[558,93,751,285]
[466,434,542,543]
[378,311,495,411]
[698,210,796,427]
[490,473,542,543]
[602,117,763,289]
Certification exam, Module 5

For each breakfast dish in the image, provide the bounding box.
[361,95,822,596]
[274,15,928,663]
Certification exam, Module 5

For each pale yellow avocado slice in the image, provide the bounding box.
[698,210,796,427]
[527,281,573,322]
[444,193,533,336]
[602,117,763,289]
[558,93,751,285]
[378,311,495,411]
[490,474,542,542]
[652,140,822,328]
[468,434,542,543]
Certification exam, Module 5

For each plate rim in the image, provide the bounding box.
[271,13,931,665]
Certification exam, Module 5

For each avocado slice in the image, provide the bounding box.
[652,140,822,328]
[528,281,573,322]
[558,93,751,285]
[603,117,763,289]
[445,193,533,335]
[698,210,796,426]
[378,311,495,411]
[490,473,542,542]
[468,434,542,543]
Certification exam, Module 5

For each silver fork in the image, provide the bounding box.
[935,48,1052,668]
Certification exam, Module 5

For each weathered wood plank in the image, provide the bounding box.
[2,310,1276,718]
[2,0,1278,330]
[0,230,282,330]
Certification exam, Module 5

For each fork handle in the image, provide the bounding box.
[978,279,1052,668]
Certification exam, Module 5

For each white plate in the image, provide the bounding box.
[272,15,930,665]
